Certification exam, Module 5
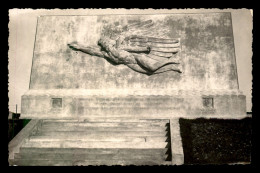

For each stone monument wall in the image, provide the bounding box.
[21,13,246,119]
[29,13,238,90]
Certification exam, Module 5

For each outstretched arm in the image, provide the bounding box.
[68,43,106,58]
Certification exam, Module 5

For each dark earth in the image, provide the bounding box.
[179,117,252,165]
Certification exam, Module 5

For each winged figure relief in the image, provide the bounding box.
[68,20,182,75]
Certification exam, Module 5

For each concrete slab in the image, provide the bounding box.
[29,13,238,91]
[28,136,168,143]
[21,89,246,119]
[170,118,184,165]
[39,124,167,132]
[14,152,167,161]
[11,158,171,166]
[35,130,167,137]
[19,147,168,155]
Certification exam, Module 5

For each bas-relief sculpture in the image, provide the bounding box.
[28,13,239,90]
[68,20,182,75]
[9,12,249,166]
[20,13,246,119]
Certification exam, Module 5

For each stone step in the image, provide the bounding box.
[11,158,172,166]
[39,124,168,132]
[43,119,170,123]
[41,121,169,128]
[19,147,169,155]
[28,135,168,142]
[84,119,170,123]
[9,118,172,166]
[14,151,167,161]
[21,140,168,149]
[35,130,168,137]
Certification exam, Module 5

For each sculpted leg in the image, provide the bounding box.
[127,63,181,75]
[153,64,182,74]
[126,64,151,74]
[133,54,178,72]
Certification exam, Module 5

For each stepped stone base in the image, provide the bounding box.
[9,118,183,166]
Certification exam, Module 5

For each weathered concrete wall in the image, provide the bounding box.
[21,89,246,119]
[29,13,238,90]
[21,13,246,119]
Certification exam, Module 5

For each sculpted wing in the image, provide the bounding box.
[116,20,181,62]
[68,20,182,75]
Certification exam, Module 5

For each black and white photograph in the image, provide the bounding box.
[8,8,253,166]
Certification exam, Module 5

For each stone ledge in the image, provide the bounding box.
[22,89,244,97]
[170,118,184,165]
[20,114,250,120]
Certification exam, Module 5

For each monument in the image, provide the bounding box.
[8,12,247,166]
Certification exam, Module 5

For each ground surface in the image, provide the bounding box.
[179,118,252,165]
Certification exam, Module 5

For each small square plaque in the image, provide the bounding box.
[203,97,214,108]
[52,98,62,108]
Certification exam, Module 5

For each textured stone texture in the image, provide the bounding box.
[20,13,246,119]
[29,13,238,91]
[170,119,184,165]
[21,89,246,119]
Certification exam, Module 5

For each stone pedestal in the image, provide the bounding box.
[21,89,246,119]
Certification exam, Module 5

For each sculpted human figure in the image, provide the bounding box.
[68,20,182,75]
